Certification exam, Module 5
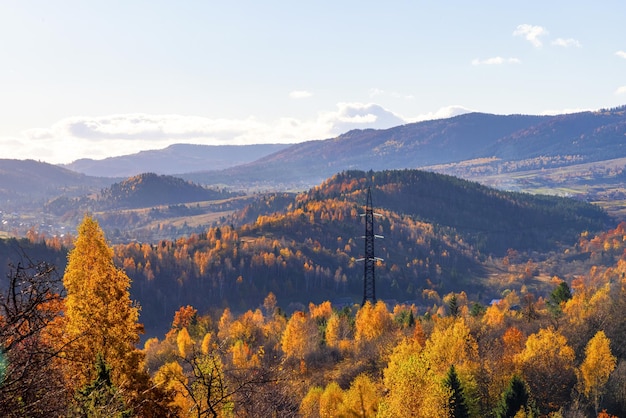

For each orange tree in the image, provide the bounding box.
[62,215,172,416]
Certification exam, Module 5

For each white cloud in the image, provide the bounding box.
[23,114,261,141]
[409,105,473,123]
[552,38,581,48]
[369,88,415,100]
[289,90,313,99]
[513,24,548,47]
[615,86,626,95]
[471,57,521,66]
[2,104,478,164]
[320,103,406,135]
[615,50,626,59]
[7,105,407,163]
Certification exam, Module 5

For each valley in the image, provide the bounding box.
[3,108,626,416]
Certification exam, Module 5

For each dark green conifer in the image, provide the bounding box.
[69,354,132,418]
[494,374,536,418]
[548,281,572,317]
[448,294,459,317]
[444,365,470,418]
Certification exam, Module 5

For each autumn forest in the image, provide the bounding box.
[2,169,626,417]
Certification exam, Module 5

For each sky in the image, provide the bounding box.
[1,1,626,164]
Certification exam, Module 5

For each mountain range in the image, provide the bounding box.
[50,107,626,196]
[2,106,626,238]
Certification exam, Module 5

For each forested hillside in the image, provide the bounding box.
[108,169,611,336]
[4,216,626,416]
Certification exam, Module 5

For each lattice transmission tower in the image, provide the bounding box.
[358,187,383,306]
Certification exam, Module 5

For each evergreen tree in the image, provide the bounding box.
[494,375,536,418]
[444,365,470,418]
[548,281,572,317]
[69,353,132,418]
[448,294,459,317]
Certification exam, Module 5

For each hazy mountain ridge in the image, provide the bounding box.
[181,113,549,187]
[30,107,626,193]
[488,108,626,160]
[63,143,292,178]
[0,159,114,210]
[2,107,626,239]
[180,108,626,190]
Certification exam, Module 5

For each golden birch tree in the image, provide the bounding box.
[579,330,616,415]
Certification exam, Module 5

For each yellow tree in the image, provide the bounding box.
[281,311,319,362]
[325,312,353,351]
[515,327,576,414]
[62,216,145,404]
[421,317,480,415]
[319,382,344,418]
[423,317,479,377]
[379,338,449,417]
[354,301,396,361]
[341,374,380,417]
[300,386,323,418]
[355,301,394,344]
[579,330,617,415]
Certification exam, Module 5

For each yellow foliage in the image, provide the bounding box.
[516,327,575,367]
[154,361,191,413]
[341,374,380,417]
[143,337,159,352]
[563,282,611,327]
[380,338,449,417]
[217,307,234,343]
[579,331,616,409]
[325,313,352,350]
[423,317,479,376]
[300,386,323,418]
[309,301,333,321]
[281,311,319,360]
[355,301,394,343]
[62,215,143,392]
[319,382,344,418]
[176,327,194,358]
[482,303,505,327]
[201,332,214,355]
[515,327,576,411]
[230,340,261,368]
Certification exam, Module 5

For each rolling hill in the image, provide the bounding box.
[112,169,611,334]
[98,173,238,209]
[0,159,113,213]
[0,167,615,337]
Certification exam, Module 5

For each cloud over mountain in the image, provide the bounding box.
[5,103,475,164]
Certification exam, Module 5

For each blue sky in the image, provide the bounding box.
[1,1,626,164]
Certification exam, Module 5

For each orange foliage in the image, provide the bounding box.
[171,305,197,331]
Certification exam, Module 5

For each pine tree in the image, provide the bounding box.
[69,353,132,418]
[444,365,470,418]
[548,281,572,317]
[448,294,459,317]
[494,375,536,418]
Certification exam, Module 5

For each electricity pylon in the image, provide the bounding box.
[357,187,383,306]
